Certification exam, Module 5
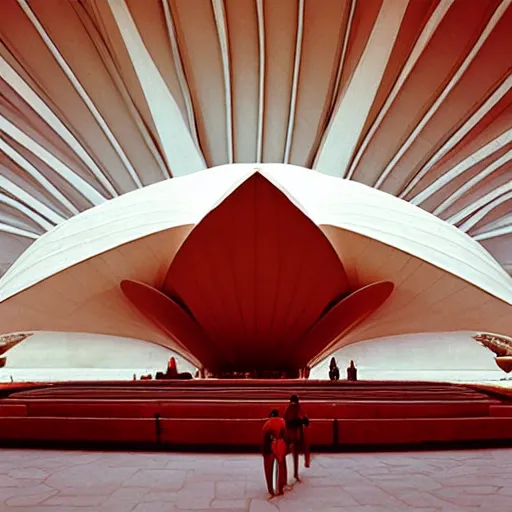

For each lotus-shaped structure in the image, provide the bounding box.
[0,164,510,373]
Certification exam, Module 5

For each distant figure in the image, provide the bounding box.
[262,409,288,496]
[167,357,178,378]
[301,366,311,379]
[328,357,340,381]
[347,360,358,381]
[284,395,310,481]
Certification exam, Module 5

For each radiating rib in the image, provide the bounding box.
[255,0,265,163]
[433,150,511,217]
[0,52,119,197]
[0,193,54,231]
[16,0,141,189]
[472,215,512,236]
[211,0,234,163]
[349,0,454,183]
[1,117,105,208]
[71,3,171,181]
[474,225,512,241]
[314,0,410,177]
[405,76,512,200]
[411,130,512,208]
[0,175,65,225]
[460,191,512,233]
[0,136,80,215]
[0,223,39,240]
[379,0,510,189]
[162,0,201,152]
[283,0,305,164]
[448,181,512,226]
[329,0,356,114]
[107,0,206,176]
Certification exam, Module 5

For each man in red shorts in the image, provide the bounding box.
[262,409,288,496]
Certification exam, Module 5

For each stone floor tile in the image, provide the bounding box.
[2,448,512,511]
[175,481,215,509]
[0,483,55,503]
[142,490,179,502]
[123,468,187,490]
[211,498,248,508]
[8,468,49,480]
[43,494,108,507]
[215,480,247,500]
[4,490,58,507]
[108,486,149,501]
[248,498,278,511]
[341,484,408,507]
[132,503,178,512]
[45,464,139,492]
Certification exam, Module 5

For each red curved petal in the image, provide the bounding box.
[120,280,219,368]
[162,172,349,370]
[295,281,395,366]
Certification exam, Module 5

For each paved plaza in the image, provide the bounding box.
[0,448,511,511]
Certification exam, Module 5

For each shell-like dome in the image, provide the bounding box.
[0,164,510,369]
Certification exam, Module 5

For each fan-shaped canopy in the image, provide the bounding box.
[1,0,510,279]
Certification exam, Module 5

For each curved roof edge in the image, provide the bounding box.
[0,163,511,306]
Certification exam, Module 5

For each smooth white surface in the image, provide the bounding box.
[311,331,499,379]
[1,164,510,304]
[0,164,510,360]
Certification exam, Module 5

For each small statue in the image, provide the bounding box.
[347,360,358,381]
[328,357,340,381]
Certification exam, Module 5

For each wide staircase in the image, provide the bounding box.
[0,380,511,450]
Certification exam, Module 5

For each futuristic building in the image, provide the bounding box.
[0,0,511,374]
[0,164,510,374]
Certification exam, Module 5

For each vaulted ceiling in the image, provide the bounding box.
[0,0,511,276]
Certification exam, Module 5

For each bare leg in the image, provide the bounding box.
[293,447,300,481]
[278,457,287,495]
[303,429,311,468]
[263,455,274,495]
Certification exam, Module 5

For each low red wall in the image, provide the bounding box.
[0,404,27,417]
[1,416,512,447]
[11,400,490,420]
[0,417,155,443]
[490,405,512,417]
[337,417,512,445]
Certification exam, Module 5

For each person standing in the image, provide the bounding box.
[328,357,340,381]
[262,409,288,496]
[347,360,358,381]
[284,395,310,481]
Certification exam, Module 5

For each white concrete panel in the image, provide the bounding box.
[3,331,195,373]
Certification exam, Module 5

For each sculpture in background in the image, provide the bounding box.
[473,333,512,378]
[328,357,340,381]
[155,356,193,380]
[0,333,32,369]
[347,360,358,381]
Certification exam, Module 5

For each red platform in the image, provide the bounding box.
[1,380,512,451]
